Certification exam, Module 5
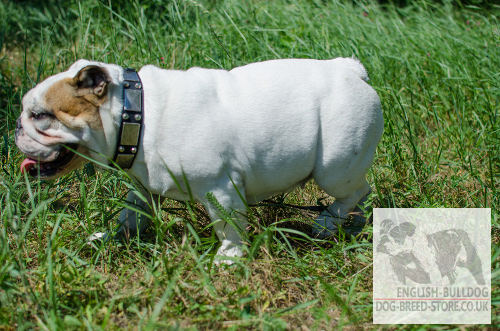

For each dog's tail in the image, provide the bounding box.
[338,57,369,82]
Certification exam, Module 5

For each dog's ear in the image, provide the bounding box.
[73,65,110,97]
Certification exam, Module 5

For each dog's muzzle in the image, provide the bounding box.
[15,117,78,177]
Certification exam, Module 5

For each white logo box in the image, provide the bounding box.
[373,208,491,324]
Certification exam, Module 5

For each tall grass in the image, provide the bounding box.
[0,0,498,329]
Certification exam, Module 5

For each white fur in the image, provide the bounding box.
[19,58,384,262]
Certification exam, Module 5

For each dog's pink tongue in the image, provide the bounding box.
[20,158,37,174]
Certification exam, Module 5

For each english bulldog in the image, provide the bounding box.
[15,58,383,262]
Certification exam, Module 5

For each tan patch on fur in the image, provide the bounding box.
[44,78,107,129]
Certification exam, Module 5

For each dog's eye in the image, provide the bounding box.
[32,112,54,120]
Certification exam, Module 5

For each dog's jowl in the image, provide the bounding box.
[15,58,384,263]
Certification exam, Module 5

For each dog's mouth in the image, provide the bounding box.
[20,144,78,177]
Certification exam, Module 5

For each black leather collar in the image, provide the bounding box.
[112,68,144,169]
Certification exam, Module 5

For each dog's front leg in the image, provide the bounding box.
[114,190,158,240]
[202,186,249,264]
[212,212,248,262]
[117,191,151,237]
[88,190,160,243]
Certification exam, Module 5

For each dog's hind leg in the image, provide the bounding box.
[312,179,371,238]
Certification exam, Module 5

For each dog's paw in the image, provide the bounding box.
[312,209,367,238]
[311,210,342,238]
[214,240,244,265]
[87,232,108,245]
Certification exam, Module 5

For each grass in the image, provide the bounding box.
[0,0,498,329]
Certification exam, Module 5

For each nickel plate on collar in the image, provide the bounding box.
[115,154,136,169]
[123,69,140,82]
[120,123,141,146]
[124,89,142,112]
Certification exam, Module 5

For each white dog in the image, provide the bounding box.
[15,58,383,261]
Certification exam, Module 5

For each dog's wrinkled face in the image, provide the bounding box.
[15,61,115,178]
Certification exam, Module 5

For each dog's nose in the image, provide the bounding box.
[15,118,23,138]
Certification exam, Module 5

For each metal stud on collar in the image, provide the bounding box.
[112,68,144,169]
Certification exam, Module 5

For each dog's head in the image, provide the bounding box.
[15,60,124,178]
